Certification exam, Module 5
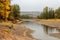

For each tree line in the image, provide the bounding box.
[1,0,60,20]
[37,6,60,19]
[8,5,20,21]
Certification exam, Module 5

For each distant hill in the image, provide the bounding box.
[20,11,40,16]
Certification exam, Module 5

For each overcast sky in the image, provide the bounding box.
[11,0,60,11]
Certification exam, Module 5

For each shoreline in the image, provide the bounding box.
[35,19,60,29]
[12,23,37,40]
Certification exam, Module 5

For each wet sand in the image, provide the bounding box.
[49,33,60,39]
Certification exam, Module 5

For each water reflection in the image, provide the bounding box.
[21,21,60,40]
[43,25,60,34]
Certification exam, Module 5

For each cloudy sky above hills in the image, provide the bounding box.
[11,0,60,11]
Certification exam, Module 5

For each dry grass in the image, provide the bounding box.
[38,19,60,22]
[0,26,16,40]
[35,19,60,29]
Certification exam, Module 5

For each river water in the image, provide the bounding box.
[21,21,60,40]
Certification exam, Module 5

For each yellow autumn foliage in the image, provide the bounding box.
[0,0,10,20]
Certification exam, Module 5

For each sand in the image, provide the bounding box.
[36,19,60,29]
[0,22,37,40]
[49,33,60,39]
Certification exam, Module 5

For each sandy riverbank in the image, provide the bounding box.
[36,19,60,29]
[0,22,36,40]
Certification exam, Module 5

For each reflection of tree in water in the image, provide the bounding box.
[58,29,60,33]
[44,25,48,34]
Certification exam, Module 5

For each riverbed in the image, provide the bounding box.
[21,21,60,40]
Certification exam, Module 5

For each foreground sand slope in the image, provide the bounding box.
[0,22,36,40]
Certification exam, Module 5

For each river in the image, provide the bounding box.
[20,21,60,40]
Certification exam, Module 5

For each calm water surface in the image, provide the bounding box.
[21,21,60,40]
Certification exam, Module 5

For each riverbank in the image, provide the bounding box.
[36,19,60,29]
[36,19,60,38]
[0,22,36,40]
